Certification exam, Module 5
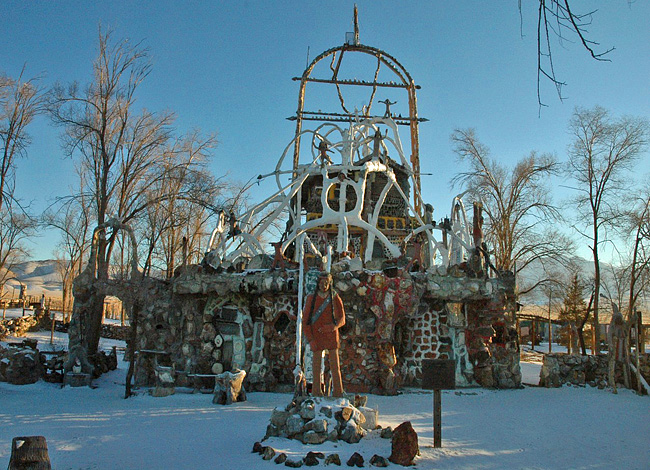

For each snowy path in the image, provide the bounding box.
[1,361,648,470]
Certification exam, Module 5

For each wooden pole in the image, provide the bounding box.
[548,288,552,353]
[638,311,645,353]
[50,310,55,344]
[592,320,597,355]
[531,319,536,351]
[433,389,442,447]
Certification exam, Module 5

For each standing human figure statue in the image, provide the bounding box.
[606,300,626,393]
[302,272,346,397]
[378,98,396,117]
[315,140,332,167]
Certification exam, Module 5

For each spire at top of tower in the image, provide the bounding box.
[353,5,360,45]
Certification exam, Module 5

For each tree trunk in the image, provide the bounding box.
[167,232,176,279]
[592,225,601,352]
[84,240,109,356]
[84,293,106,356]
[9,436,51,470]
[125,302,139,398]
[634,317,643,394]
[578,293,593,356]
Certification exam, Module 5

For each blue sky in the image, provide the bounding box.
[2,1,649,260]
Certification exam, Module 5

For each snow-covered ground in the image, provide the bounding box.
[2,330,649,469]
[2,307,37,320]
[1,364,648,469]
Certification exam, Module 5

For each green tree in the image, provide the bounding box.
[559,272,589,354]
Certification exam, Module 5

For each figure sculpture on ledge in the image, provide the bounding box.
[302,272,346,397]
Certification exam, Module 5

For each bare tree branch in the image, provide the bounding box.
[451,128,572,291]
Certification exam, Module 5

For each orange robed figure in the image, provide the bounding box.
[302,272,346,397]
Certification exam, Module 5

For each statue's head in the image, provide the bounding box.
[317,272,332,292]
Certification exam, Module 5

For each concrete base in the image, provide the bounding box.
[150,386,175,397]
[63,372,92,387]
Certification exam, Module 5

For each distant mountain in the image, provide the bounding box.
[514,254,648,323]
[517,254,616,305]
[3,259,63,298]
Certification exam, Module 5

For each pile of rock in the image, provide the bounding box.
[41,353,65,383]
[0,343,118,386]
[89,348,119,378]
[252,443,392,467]
[0,315,39,340]
[100,323,129,341]
[254,418,420,467]
[0,346,43,385]
[264,396,379,445]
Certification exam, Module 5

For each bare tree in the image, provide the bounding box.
[1,69,45,212]
[138,132,220,278]
[44,188,92,321]
[0,70,43,295]
[0,210,35,289]
[451,128,572,292]
[620,181,650,319]
[566,106,649,350]
[48,30,219,356]
[48,30,170,354]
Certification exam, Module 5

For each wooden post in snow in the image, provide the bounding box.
[9,436,51,470]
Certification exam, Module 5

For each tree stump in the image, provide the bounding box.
[8,436,51,470]
[212,369,247,405]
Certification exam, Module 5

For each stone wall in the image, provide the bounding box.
[398,301,446,386]
[540,353,650,390]
[100,323,130,341]
[129,264,520,393]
